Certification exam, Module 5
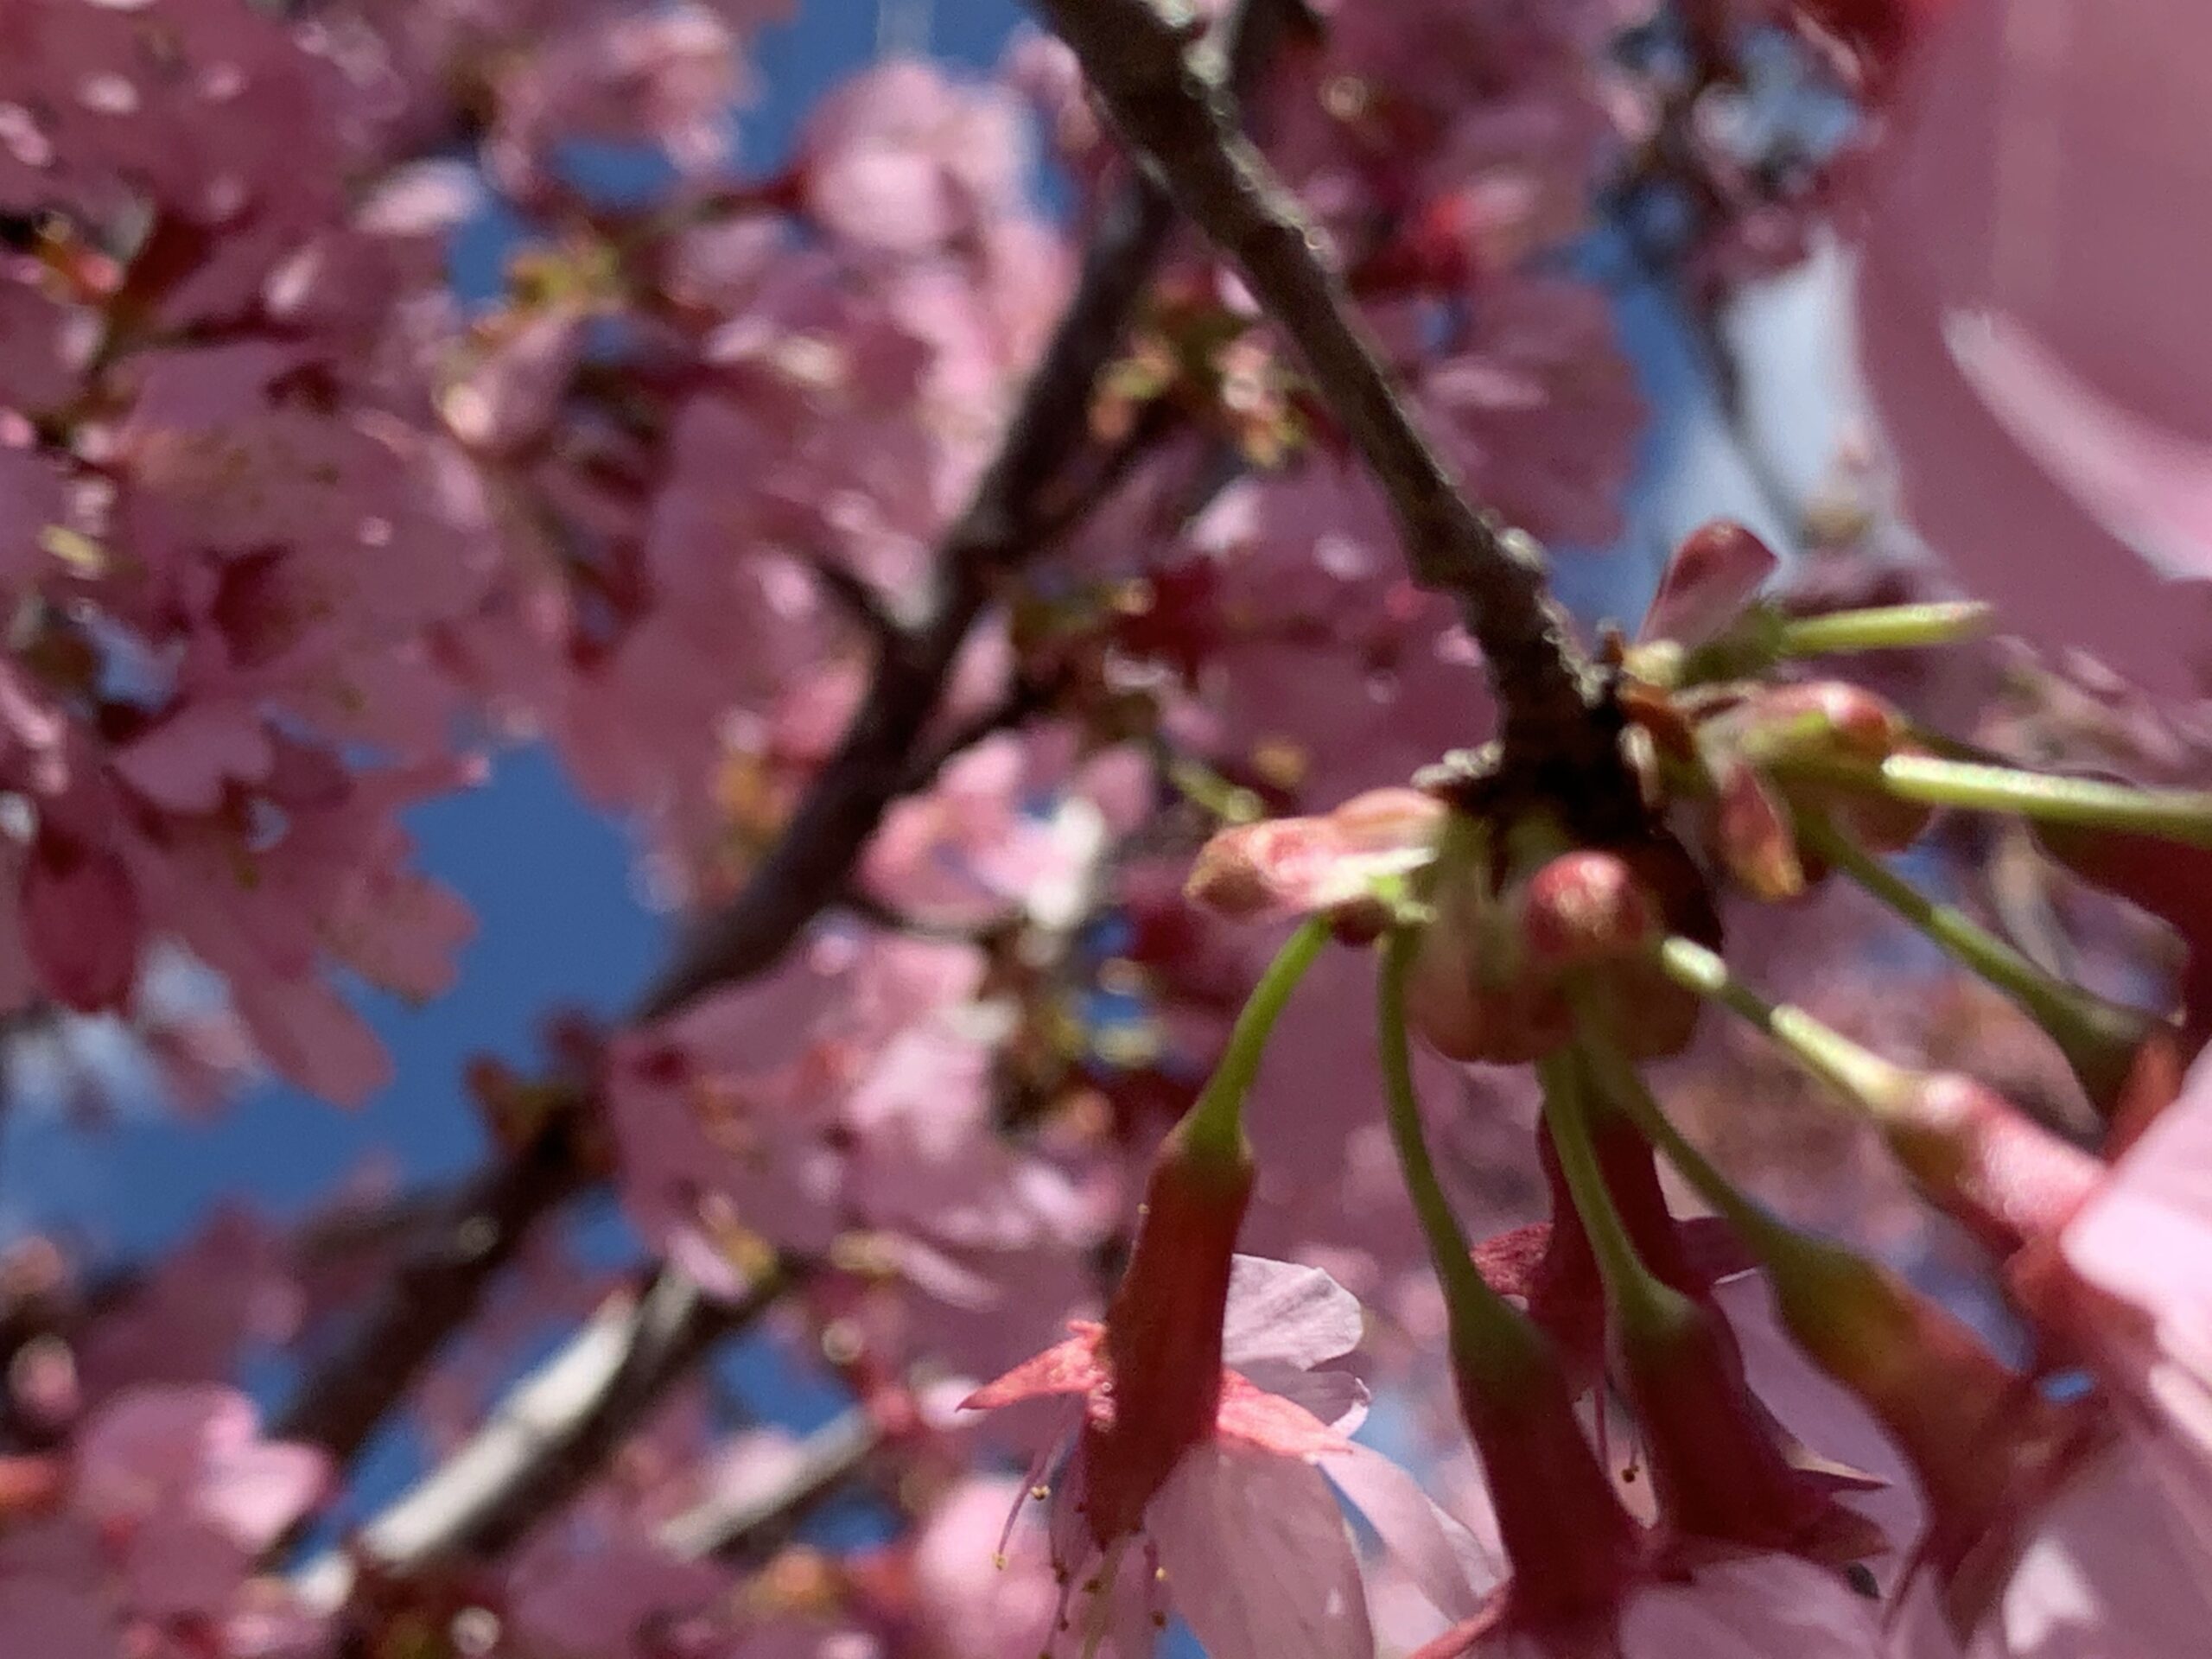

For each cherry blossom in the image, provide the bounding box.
[968,1255,1478,1659]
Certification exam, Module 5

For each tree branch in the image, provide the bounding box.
[273,1108,593,1464]
[296,1264,790,1606]
[658,1405,880,1564]
[1030,0,1635,817]
[635,0,1300,1020]
[286,0,1305,1574]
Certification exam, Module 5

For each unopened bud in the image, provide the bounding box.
[1733,680,1905,768]
[1641,520,1780,650]
[1185,788,1443,921]
[1520,851,1656,970]
[1714,760,1807,901]
[1405,817,1568,1065]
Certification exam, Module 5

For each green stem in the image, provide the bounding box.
[1654,937,1915,1120]
[1773,753,2212,849]
[1573,1009,1790,1259]
[1577,1012,1901,1367]
[1377,930,1548,1382]
[1796,812,2155,1107]
[1537,1047,1685,1339]
[1773,601,1993,658]
[1181,916,1331,1163]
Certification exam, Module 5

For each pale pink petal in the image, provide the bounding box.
[1222,1255,1366,1371]
[1986,1441,2212,1659]
[1147,1440,1375,1659]
[1322,1440,1494,1624]
[353,160,482,238]
[1620,1556,1885,1657]
[111,702,273,814]
[76,1385,252,1521]
[1947,313,2212,583]
[1214,1370,1352,1459]
[1855,0,2212,695]
[1234,1363,1370,1435]
[194,1441,328,1548]
[229,973,392,1108]
[2060,1054,2212,1446]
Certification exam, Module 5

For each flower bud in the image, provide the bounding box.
[1185,787,1444,921]
[1405,817,1570,1064]
[1519,852,1656,971]
[1640,520,1780,651]
[1699,680,1932,893]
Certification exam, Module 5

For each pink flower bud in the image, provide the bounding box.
[1405,822,1569,1065]
[1519,851,1656,971]
[1640,519,1779,649]
[1185,787,1445,920]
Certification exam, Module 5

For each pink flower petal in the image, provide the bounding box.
[1213,1370,1350,1459]
[1947,313,2212,584]
[963,1326,1107,1412]
[111,701,273,815]
[1855,0,2212,695]
[21,839,140,1012]
[1147,1440,1375,1659]
[1323,1440,1495,1624]
[1619,1556,1885,1657]
[1222,1255,1365,1371]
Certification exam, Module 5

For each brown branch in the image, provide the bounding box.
[635,0,1300,1020]
[1030,0,1634,817]
[284,0,1305,1576]
[296,1264,791,1606]
[272,1104,593,1464]
[658,1405,880,1564]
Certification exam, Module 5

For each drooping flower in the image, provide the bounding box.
[967,1253,1480,1659]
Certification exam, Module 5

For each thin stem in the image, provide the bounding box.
[1797,811,2155,1105]
[1773,601,1993,658]
[1655,937,1914,1114]
[1032,0,1630,804]
[1769,753,2212,849]
[1182,916,1331,1162]
[1536,1048,1683,1339]
[1377,931,1548,1382]
[1573,1007,1786,1258]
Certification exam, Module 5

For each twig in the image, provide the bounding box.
[658,1406,881,1563]
[296,1265,789,1605]
[1031,0,1630,813]
[638,0,1298,1020]
[272,1105,593,1464]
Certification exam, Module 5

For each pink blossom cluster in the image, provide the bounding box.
[4,1,2212,1658]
